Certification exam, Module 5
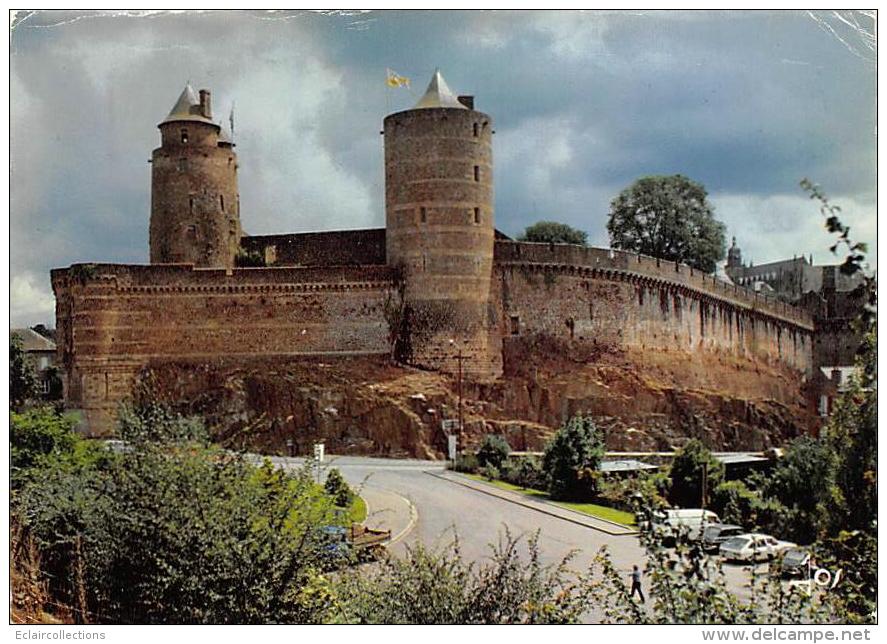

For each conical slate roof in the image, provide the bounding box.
[160,83,216,126]
[413,69,468,110]
[218,123,234,145]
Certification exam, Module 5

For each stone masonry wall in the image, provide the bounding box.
[493,241,814,374]
[240,228,386,267]
[52,263,397,435]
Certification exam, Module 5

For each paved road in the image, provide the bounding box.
[266,454,769,612]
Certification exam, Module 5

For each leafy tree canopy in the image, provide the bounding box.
[667,439,724,509]
[518,221,588,246]
[542,414,605,501]
[607,175,726,272]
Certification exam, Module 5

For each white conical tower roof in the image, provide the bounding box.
[413,69,468,109]
[161,83,215,125]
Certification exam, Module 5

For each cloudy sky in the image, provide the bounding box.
[9,9,877,327]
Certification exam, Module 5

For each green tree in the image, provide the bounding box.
[518,221,588,246]
[800,179,876,539]
[542,414,605,501]
[10,333,38,410]
[667,439,724,509]
[761,436,836,543]
[16,439,341,623]
[324,468,354,508]
[607,175,726,272]
[475,434,511,470]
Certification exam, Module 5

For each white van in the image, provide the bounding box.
[646,509,720,542]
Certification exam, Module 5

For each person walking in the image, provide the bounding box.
[629,564,645,603]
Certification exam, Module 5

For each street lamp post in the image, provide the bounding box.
[449,339,464,454]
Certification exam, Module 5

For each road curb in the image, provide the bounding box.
[425,470,638,537]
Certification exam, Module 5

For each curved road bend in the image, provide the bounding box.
[266,455,762,607]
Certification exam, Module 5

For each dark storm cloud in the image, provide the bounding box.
[9,9,876,326]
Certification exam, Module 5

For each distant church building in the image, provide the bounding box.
[725,236,867,416]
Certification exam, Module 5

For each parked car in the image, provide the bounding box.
[644,509,720,543]
[719,533,797,563]
[702,523,745,552]
[779,547,812,578]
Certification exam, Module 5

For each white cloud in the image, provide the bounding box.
[10,272,56,328]
[713,192,877,270]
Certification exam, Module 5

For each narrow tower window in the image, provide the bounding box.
[420,207,427,223]
[474,165,480,182]
[474,207,481,224]
[510,315,520,336]
[180,129,189,144]
[220,194,225,211]
[189,197,194,214]
[473,123,479,137]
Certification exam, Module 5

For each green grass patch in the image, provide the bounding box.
[465,474,636,526]
[348,495,367,524]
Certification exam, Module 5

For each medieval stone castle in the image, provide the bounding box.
[52,71,851,445]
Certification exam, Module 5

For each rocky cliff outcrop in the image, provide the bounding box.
[136,335,814,458]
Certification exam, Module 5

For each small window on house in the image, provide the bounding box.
[473,123,479,137]
[181,129,189,144]
[474,207,481,224]
[510,315,520,336]
[474,165,480,182]
[220,194,225,211]
[420,207,427,223]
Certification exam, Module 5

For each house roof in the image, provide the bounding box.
[10,328,56,352]
[413,69,468,110]
[600,459,659,473]
[713,453,769,466]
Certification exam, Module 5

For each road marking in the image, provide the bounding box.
[387,489,418,546]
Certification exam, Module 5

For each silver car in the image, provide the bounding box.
[719,533,797,562]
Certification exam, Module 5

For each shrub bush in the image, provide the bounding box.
[452,453,479,474]
[502,457,545,490]
[475,434,511,470]
[11,406,112,491]
[598,472,670,512]
[478,464,500,482]
[14,407,342,624]
[710,479,784,532]
[324,468,354,508]
[542,414,605,501]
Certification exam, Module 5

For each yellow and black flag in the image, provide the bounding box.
[386,68,410,88]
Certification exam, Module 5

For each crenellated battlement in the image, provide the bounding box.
[494,241,814,330]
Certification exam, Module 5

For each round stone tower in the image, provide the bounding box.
[150,84,241,269]
[384,70,498,376]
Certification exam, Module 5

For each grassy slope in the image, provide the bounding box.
[464,474,636,526]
